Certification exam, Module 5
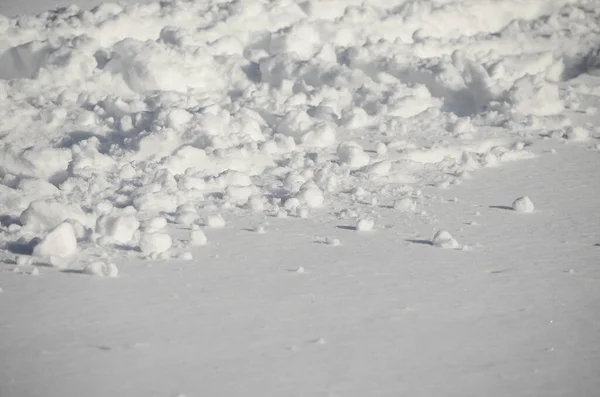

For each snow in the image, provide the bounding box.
[32,221,78,258]
[139,232,172,255]
[1,0,600,396]
[512,195,536,213]
[189,227,208,247]
[431,229,461,249]
[82,260,119,277]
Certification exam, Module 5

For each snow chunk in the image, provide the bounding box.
[205,214,226,228]
[294,183,324,208]
[32,222,77,258]
[143,217,167,233]
[20,200,89,231]
[394,198,417,212]
[356,218,375,232]
[337,141,370,169]
[512,196,535,213]
[189,227,208,246]
[96,215,140,243]
[563,126,589,142]
[432,230,460,249]
[139,232,172,255]
[508,75,563,116]
[83,261,119,277]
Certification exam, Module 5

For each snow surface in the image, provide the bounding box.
[1,0,600,396]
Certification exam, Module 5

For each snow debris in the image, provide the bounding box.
[189,227,208,246]
[32,222,77,258]
[95,215,140,243]
[294,183,324,209]
[431,230,461,249]
[337,142,371,169]
[293,266,305,274]
[0,0,595,272]
[394,198,417,212]
[83,261,119,278]
[179,252,194,261]
[16,256,32,266]
[139,232,173,255]
[205,214,226,228]
[512,196,535,213]
[143,217,167,233]
[326,238,341,246]
[356,218,375,232]
[20,200,89,232]
[30,268,39,276]
[563,126,589,142]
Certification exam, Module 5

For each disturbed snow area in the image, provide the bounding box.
[0,0,599,396]
[0,0,598,268]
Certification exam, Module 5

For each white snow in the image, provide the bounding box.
[1,0,600,396]
[205,214,226,228]
[356,218,375,232]
[82,261,119,277]
[95,214,140,243]
[32,222,78,258]
[512,196,536,213]
[139,232,172,255]
[431,229,461,249]
[189,227,208,247]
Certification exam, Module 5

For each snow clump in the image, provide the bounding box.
[32,222,78,258]
[356,218,375,232]
[189,226,208,246]
[512,196,535,213]
[83,262,119,277]
[139,233,173,255]
[95,215,140,243]
[431,230,461,249]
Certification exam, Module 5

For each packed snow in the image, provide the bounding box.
[0,0,599,396]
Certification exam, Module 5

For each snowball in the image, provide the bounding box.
[564,126,589,141]
[337,141,370,169]
[512,196,535,213]
[356,218,375,232]
[394,198,417,212]
[175,212,199,226]
[431,230,460,249]
[326,237,341,246]
[294,183,324,208]
[376,142,387,155]
[205,214,226,228]
[189,228,208,246]
[83,261,119,277]
[95,215,140,243]
[139,232,173,255]
[33,222,78,258]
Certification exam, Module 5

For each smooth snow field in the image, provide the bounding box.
[0,0,599,396]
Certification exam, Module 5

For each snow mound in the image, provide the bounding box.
[512,196,535,213]
[432,230,461,249]
[32,222,77,258]
[0,0,595,268]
